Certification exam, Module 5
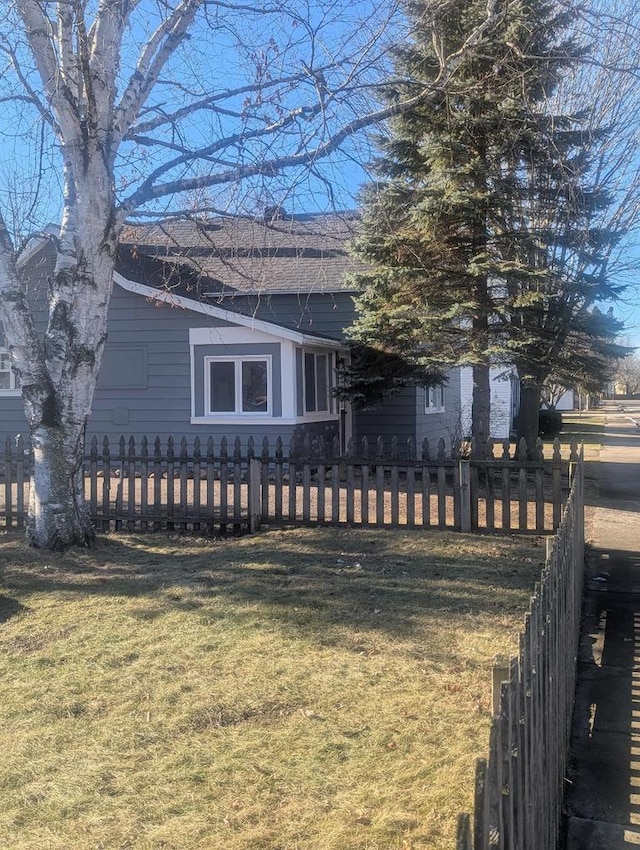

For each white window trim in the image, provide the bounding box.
[425,386,445,414]
[0,348,20,396]
[202,354,272,420]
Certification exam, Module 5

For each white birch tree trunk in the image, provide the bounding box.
[25,159,117,547]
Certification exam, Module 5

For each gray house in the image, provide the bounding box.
[0,212,462,454]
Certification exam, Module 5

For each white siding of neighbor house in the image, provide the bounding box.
[459,366,516,441]
[553,390,575,411]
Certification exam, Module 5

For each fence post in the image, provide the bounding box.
[459,459,471,533]
[248,457,262,532]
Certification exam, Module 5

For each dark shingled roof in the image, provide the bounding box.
[117,211,363,298]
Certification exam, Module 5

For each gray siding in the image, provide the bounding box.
[353,387,418,455]
[90,283,207,440]
[352,370,463,457]
[415,369,462,455]
[0,399,28,441]
[213,291,356,340]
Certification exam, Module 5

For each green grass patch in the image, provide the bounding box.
[0,527,544,849]
[558,412,605,450]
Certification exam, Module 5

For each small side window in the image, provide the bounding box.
[425,385,445,413]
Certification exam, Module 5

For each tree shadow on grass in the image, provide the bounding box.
[0,528,545,646]
[0,594,26,623]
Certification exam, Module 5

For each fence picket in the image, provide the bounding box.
[288,436,297,522]
[102,437,111,532]
[303,456,312,523]
[234,436,242,526]
[206,437,215,533]
[519,465,528,531]
[15,435,25,529]
[219,437,228,529]
[261,437,270,520]
[89,436,98,522]
[346,439,355,525]
[437,468,447,530]
[4,437,12,529]
[139,436,149,532]
[274,437,283,521]
[115,436,126,532]
[390,436,399,525]
[128,436,137,532]
[192,436,201,531]
[502,464,511,531]
[317,459,327,523]
[376,436,385,526]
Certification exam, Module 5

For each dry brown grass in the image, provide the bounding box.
[0,527,544,849]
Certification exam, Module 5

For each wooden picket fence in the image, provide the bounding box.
[1,433,578,533]
[456,448,585,850]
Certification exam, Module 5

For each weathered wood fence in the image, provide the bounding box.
[456,448,585,850]
[1,433,578,534]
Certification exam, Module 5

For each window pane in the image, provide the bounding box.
[242,360,267,412]
[209,361,236,412]
[316,354,328,411]
[0,352,10,390]
[426,386,444,411]
[304,352,316,412]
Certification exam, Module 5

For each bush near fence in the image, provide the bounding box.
[1,433,579,534]
[456,448,584,850]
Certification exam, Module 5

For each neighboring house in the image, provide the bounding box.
[459,366,520,442]
[541,389,576,411]
[0,212,462,455]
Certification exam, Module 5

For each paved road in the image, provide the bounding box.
[563,401,640,848]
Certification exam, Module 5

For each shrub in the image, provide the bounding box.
[539,409,562,436]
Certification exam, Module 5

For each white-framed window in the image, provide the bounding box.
[205,355,271,416]
[425,385,445,413]
[0,349,19,394]
[303,351,332,415]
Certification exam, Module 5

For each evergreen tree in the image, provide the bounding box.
[543,308,629,400]
[343,0,622,456]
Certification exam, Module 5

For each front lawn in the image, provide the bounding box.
[0,528,543,850]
